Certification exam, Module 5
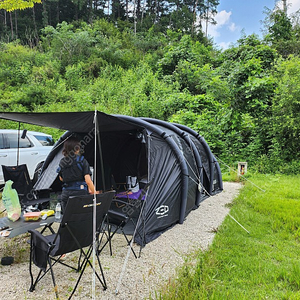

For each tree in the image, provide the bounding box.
[263,6,296,57]
[272,56,300,161]
[0,0,42,11]
[0,0,42,41]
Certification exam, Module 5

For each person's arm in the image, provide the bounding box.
[84,174,99,194]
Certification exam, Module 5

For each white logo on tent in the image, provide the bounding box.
[155,205,169,218]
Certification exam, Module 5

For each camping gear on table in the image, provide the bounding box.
[23,211,41,221]
[126,176,139,193]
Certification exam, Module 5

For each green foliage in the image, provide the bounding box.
[220,37,277,118]
[0,0,41,11]
[40,22,96,69]
[158,34,215,76]
[271,55,300,162]
[1,18,300,173]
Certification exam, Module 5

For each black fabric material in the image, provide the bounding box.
[0,111,141,133]
[30,230,54,271]
[28,192,115,298]
[55,192,114,256]
[143,134,182,236]
[107,210,129,225]
[2,164,32,199]
[99,198,140,258]
[2,164,51,208]
[60,189,88,213]
[58,155,91,183]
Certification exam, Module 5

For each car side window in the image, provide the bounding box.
[6,133,32,148]
[34,135,54,146]
[0,134,4,149]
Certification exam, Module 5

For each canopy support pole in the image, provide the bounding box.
[17,122,20,166]
[92,110,97,300]
[95,117,106,191]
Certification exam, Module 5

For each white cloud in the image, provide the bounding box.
[214,10,232,27]
[229,22,237,32]
[277,0,300,14]
[205,10,238,38]
[218,41,232,50]
[288,0,300,14]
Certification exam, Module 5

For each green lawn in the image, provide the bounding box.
[158,174,300,300]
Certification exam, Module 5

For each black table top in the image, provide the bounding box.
[0,213,56,238]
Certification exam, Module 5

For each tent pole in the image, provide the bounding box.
[92,111,97,300]
[17,122,20,166]
[96,121,106,191]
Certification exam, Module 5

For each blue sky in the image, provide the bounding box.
[207,0,300,49]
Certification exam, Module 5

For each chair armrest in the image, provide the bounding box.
[29,229,52,247]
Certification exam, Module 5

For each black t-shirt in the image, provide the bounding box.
[58,155,91,183]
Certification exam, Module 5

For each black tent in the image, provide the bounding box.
[0,111,223,245]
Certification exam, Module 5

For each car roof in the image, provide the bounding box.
[0,129,52,137]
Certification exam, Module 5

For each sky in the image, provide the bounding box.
[207,0,300,49]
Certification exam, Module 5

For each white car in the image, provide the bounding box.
[0,129,54,185]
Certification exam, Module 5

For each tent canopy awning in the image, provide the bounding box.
[0,111,142,132]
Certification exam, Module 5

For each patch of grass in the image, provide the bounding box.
[158,174,300,299]
[0,233,31,263]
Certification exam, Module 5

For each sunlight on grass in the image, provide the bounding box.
[158,174,300,300]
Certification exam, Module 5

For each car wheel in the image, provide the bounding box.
[32,162,44,185]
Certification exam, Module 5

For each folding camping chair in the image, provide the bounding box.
[98,182,150,258]
[98,199,139,258]
[2,164,32,204]
[28,191,115,300]
[1,164,49,209]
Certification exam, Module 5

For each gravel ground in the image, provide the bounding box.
[0,182,241,300]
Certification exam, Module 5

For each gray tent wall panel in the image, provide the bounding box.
[112,117,187,244]
[189,135,211,198]
[213,159,223,193]
[172,123,223,196]
[142,118,202,215]
[154,125,198,216]
[142,134,182,243]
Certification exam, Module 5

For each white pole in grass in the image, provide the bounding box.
[228,213,250,234]
[92,109,97,299]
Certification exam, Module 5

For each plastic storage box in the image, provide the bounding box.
[24,212,41,221]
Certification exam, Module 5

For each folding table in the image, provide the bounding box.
[0,213,55,238]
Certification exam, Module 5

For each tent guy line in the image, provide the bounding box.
[215,155,266,193]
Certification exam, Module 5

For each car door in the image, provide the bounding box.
[0,133,10,184]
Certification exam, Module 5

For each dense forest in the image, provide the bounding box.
[0,0,300,174]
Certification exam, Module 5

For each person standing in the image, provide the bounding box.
[57,136,99,213]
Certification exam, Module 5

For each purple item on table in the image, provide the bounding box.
[115,189,145,200]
